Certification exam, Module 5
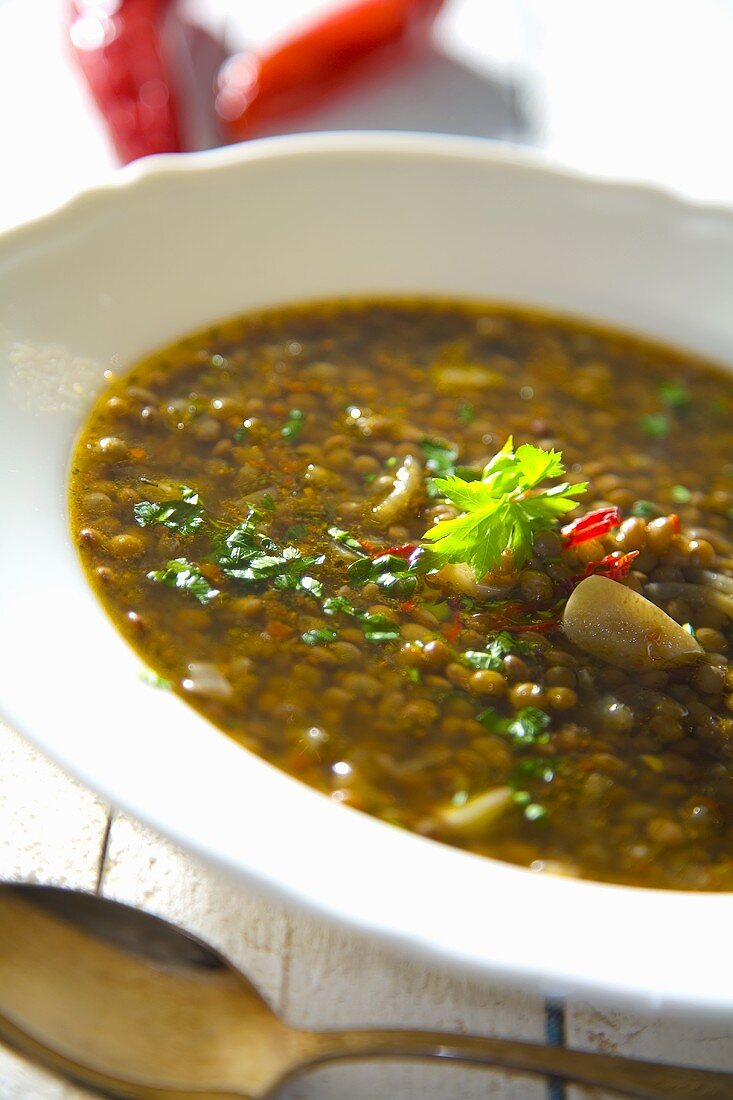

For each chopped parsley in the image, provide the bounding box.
[421,438,587,577]
[462,631,532,671]
[478,705,551,746]
[457,401,475,424]
[147,558,219,604]
[631,499,660,519]
[215,518,324,598]
[327,526,366,555]
[639,413,669,438]
[420,437,459,476]
[348,553,418,597]
[659,380,691,410]
[513,757,555,784]
[518,797,548,822]
[281,409,304,440]
[420,436,460,499]
[323,595,401,644]
[302,628,338,646]
[671,484,692,504]
[134,485,205,534]
[139,667,172,690]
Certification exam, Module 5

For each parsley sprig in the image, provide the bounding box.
[421,437,587,577]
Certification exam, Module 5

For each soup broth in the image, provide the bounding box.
[70,300,733,890]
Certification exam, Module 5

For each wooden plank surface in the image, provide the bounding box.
[565,999,733,1100]
[0,722,108,1097]
[102,812,547,1099]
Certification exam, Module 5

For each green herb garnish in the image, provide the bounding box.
[659,380,691,410]
[348,553,418,597]
[506,707,552,744]
[462,631,531,671]
[327,526,367,555]
[457,401,475,424]
[281,409,304,440]
[420,437,459,476]
[139,667,172,690]
[523,802,548,822]
[322,596,401,644]
[513,757,555,783]
[302,628,338,646]
[631,500,659,519]
[478,705,551,746]
[421,438,587,577]
[639,413,669,438]
[671,485,692,504]
[147,558,219,604]
[134,485,205,535]
[214,514,324,598]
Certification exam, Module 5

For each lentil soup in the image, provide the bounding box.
[69,300,733,890]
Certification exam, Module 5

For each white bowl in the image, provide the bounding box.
[2,133,732,1015]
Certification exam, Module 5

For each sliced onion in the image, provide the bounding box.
[182,662,233,701]
[371,453,424,527]
[436,787,514,837]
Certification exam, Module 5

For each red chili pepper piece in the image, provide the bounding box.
[669,513,681,534]
[507,618,559,633]
[216,0,446,138]
[380,542,418,560]
[582,550,639,582]
[561,506,621,547]
[68,0,184,163]
[443,615,464,643]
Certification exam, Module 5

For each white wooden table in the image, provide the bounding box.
[2,1,733,1096]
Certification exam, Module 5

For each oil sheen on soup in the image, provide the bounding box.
[69,300,733,890]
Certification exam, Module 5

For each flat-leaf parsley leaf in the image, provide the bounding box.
[421,438,587,577]
[134,485,205,535]
[148,558,219,604]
